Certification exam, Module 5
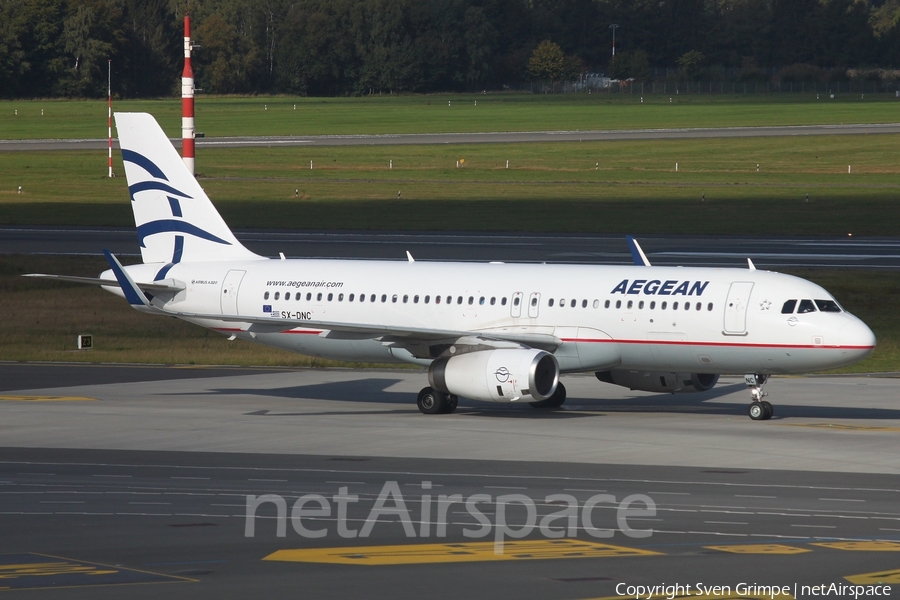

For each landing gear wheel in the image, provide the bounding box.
[760,400,773,420]
[748,402,766,421]
[441,394,459,414]
[417,387,447,415]
[529,382,566,409]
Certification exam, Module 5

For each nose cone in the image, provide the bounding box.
[840,318,876,359]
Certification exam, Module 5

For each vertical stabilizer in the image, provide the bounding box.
[114,112,262,271]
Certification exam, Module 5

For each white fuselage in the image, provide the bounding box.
[104,258,876,376]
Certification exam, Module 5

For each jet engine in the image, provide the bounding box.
[429,349,559,403]
[595,370,719,394]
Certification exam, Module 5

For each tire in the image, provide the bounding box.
[761,401,773,420]
[442,394,459,414]
[530,383,566,409]
[417,387,446,415]
[748,402,765,421]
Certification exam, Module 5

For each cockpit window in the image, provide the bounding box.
[781,299,797,314]
[815,299,842,313]
[797,299,817,314]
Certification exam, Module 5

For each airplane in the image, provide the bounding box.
[27,113,876,420]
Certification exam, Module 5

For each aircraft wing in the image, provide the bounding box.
[175,310,562,352]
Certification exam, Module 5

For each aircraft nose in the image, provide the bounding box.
[840,318,876,354]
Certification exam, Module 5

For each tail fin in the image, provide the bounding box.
[114,112,262,269]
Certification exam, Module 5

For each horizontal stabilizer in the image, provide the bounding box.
[23,273,184,293]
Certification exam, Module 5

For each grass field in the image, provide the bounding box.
[1,255,895,373]
[2,93,900,139]
[2,135,900,234]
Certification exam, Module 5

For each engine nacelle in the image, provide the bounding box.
[595,370,719,394]
[429,349,559,403]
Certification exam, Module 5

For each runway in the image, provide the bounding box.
[3,226,900,270]
[3,123,900,151]
[1,363,898,598]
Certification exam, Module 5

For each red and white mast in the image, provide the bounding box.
[108,59,113,178]
[182,14,195,174]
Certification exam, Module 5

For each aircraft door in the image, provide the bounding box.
[528,292,541,318]
[723,282,754,335]
[510,292,523,318]
[221,269,246,315]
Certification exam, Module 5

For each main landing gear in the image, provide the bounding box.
[745,374,773,421]
[416,387,459,415]
[529,382,567,409]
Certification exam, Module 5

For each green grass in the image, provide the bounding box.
[2,135,900,234]
[2,93,900,139]
[1,255,895,372]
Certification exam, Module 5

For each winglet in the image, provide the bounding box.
[747,258,756,271]
[627,236,651,266]
[406,251,415,263]
[103,250,151,306]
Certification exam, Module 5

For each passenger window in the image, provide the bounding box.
[501,297,507,306]
[381,294,387,302]
[560,298,565,307]
[570,299,576,308]
[549,298,555,307]
[530,297,536,307]
[327,293,333,301]
[661,301,667,310]
[435,296,441,304]
[392,294,398,303]
[582,299,587,308]
[285,292,291,300]
[306,293,312,301]
[414,295,419,303]
[781,299,797,314]
[707,303,713,311]
[403,295,408,303]
[685,302,690,311]
[673,302,679,310]
[317,293,323,301]
[615,300,621,308]
[274,292,280,300]
[424,295,430,304]
[458,296,463,304]
[490,297,496,305]
[481,297,486,305]
[650,301,656,309]
[604,299,610,308]
[815,299,841,313]
[627,300,633,309]
[264,291,270,300]
[513,297,520,306]
[638,301,644,309]
[359,294,364,302]
[348,294,354,302]
[797,299,817,313]
[468,296,474,305]
[696,302,701,311]
[338,293,344,301]
[593,299,599,309]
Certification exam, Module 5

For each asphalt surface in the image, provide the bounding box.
[4,225,900,270]
[3,123,900,151]
[1,364,899,598]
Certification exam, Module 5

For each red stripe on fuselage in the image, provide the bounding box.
[560,338,874,350]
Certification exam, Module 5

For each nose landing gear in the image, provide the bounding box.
[745,374,773,420]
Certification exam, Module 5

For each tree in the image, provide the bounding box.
[527,39,564,82]
[677,49,705,80]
